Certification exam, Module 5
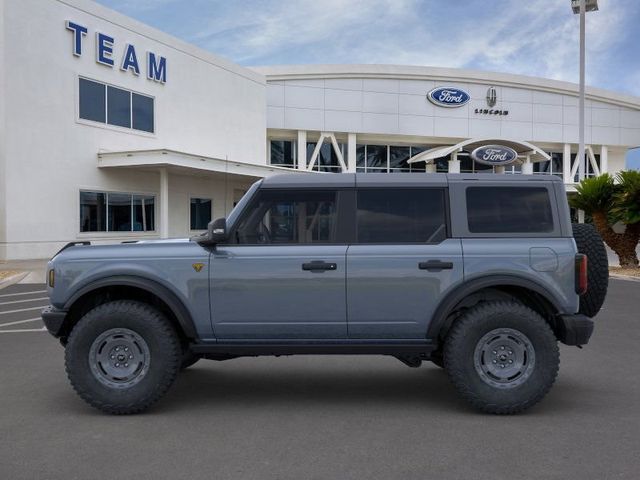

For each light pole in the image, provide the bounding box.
[571,0,598,183]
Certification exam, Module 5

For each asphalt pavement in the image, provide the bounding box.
[0,280,639,480]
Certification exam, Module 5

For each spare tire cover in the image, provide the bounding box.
[572,223,609,317]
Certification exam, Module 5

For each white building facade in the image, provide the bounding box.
[1,0,640,260]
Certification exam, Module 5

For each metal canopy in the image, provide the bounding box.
[407,138,551,164]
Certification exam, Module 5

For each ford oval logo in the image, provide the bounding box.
[471,145,519,166]
[427,87,470,108]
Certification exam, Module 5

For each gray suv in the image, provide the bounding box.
[42,173,608,415]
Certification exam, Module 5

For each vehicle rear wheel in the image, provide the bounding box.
[444,301,559,414]
[572,223,609,317]
[65,300,181,414]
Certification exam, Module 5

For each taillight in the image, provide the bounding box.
[575,254,588,295]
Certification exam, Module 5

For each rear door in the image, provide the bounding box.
[346,185,463,339]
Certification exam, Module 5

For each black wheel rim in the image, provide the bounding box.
[89,328,150,389]
[473,328,535,389]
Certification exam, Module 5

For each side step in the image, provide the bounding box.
[190,341,437,358]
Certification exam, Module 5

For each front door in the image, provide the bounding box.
[210,188,349,340]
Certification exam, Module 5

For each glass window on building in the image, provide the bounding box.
[78,78,154,133]
[80,191,155,233]
[356,189,447,243]
[569,153,601,182]
[133,195,155,231]
[132,93,154,133]
[108,193,133,232]
[389,146,410,172]
[79,191,106,232]
[107,86,131,128]
[365,145,387,172]
[466,187,554,233]
[235,190,337,244]
[190,198,212,230]
[270,140,296,168]
[306,142,345,172]
[534,152,564,177]
[79,78,106,123]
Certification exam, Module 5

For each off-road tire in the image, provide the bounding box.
[572,223,609,317]
[65,300,181,415]
[444,301,559,414]
[180,350,201,370]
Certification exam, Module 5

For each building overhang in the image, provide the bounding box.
[97,149,312,179]
[407,138,551,164]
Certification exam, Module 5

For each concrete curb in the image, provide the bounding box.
[0,272,30,290]
[609,274,640,283]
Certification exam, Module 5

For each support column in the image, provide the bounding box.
[600,145,608,174]
[495,166,506,174]
[425,163,437,173]
[448,152,460,173]
[347,133,357,173]
[160,168,169,239]
[563,143,572,184]
[522,155,533,175]
[297,130,307,170]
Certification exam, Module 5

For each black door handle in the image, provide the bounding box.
[419,260,453,271]
[302,261,337,272]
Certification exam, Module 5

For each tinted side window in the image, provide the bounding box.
[466,187,554,233]
[235,190,337,244]
[356,189,447,243]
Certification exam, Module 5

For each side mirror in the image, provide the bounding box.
[207,217,228,244]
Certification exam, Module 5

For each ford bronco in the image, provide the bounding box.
[42,173,608,414]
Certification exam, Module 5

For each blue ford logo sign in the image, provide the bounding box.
[427,87,470,108]
[471,145,519,166]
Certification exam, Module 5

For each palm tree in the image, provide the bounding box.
[570,172,640,268]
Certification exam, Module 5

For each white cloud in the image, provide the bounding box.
[97,0,640,95]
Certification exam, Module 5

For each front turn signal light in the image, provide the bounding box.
[48,269,55,288]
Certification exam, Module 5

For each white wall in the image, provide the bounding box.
[1,0,267,259]
[262,69,640,148]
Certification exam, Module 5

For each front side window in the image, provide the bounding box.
[356,189,447,243]
[78,78,154,133]
[234,190,337,244]
[191,198,212,230]
[80,191,155,232]
[466,187,554,233]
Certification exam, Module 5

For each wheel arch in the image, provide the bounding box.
[60,275,197,342]
[427,275,564,342]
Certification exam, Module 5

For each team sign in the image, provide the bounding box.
[66,21,167,84]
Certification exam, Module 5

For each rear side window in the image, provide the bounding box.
[466,187,554,233]
[356,189,447,243]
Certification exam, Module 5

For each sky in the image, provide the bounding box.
[94,0,640,169]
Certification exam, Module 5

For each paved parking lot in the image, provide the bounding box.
[1,279,639,480]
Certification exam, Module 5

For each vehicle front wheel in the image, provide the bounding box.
[65,300,181,414]
[444,301,559,414]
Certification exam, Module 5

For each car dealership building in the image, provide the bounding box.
[1,0,640,260]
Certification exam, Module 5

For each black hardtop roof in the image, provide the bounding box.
[260,172,562,189]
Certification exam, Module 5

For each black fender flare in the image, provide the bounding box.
[63,275,197,338]
[426,274,564,341]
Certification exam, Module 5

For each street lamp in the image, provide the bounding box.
[571,0,598,184]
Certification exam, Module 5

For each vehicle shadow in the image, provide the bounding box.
[156,360,475,414]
